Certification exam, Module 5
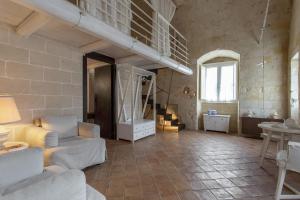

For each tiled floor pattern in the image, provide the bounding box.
[85,131,300,200]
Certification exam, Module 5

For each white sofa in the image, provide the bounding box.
[0,148,106,200]
[22,115,106,169]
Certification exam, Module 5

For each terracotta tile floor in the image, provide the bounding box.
[85,131,300,200]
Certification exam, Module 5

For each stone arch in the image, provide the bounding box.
[197,49,240,65]
[196,49,241,133]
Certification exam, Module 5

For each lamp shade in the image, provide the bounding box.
[0,95,21,124]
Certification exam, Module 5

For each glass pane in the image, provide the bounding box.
[220,64,236,101]
[205,67,218,101]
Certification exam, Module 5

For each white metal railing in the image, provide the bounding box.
[72,0,189,67]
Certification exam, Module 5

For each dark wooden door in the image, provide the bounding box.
[94,65,116,139]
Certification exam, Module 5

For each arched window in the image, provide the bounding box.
[196,50,241,132]
[197,50,240,103]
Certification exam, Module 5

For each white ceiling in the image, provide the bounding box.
[96,45,134,59]
[36,20,100,47]
[0,0,32,26]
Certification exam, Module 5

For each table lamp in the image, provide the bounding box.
[0,95,21,147]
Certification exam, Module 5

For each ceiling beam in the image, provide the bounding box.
[140,64,163,70]
[81,40,111,53]
[16,11,50,37]
[116,55,146,64]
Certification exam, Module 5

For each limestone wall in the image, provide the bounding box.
[289,0,300,57]
[0,22,83,139]
[157,0,291,130]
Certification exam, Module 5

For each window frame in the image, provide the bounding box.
[200,61,238,103]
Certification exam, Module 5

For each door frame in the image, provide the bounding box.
[82,52,116,139]
[289,52,300,121]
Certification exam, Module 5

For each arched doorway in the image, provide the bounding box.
[196,49,240,134]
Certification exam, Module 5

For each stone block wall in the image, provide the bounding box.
[0,22,83,138]
[157,0,291,131]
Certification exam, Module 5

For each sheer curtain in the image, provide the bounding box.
[151,0,176,56]
[83,0,132,35]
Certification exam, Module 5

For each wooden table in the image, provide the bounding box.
[258,123,300,164]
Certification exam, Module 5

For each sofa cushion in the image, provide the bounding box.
[78,122,100,138]
[87,184,106,200]
[1,169,54,195]
[45,136,106,169]
[0,148,43,188]
[0,165,69,195]
[41,115,78,139]
[1,170,86,200]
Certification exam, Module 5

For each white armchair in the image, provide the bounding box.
[275,141,300,200]
[23,115,106,169]
[0,148,106,200]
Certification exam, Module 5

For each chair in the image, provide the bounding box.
[275,141,300,200]
[259,122,290,166]
[23,115,106,169]
[0,148,106,200]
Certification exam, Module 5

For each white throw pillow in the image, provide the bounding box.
[41,116,78,139]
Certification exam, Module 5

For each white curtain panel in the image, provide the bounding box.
[151,0,176,57]
[84,0,132,35]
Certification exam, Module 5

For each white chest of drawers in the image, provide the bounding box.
[117,119,156,142]
[203,114,230,133]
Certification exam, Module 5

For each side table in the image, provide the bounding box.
[0,141,29,154]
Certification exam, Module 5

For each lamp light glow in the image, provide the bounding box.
[0,95,21,147]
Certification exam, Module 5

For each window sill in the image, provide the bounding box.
[201,100,238,104]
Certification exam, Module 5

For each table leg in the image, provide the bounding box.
[260,132,272,167]
[260,135,267,156]
[279,133,285,151]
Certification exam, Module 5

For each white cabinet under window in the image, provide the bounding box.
[118,120,155,141]
[203,114,230,133]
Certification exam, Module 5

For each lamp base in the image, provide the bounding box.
[0,126,10,147]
